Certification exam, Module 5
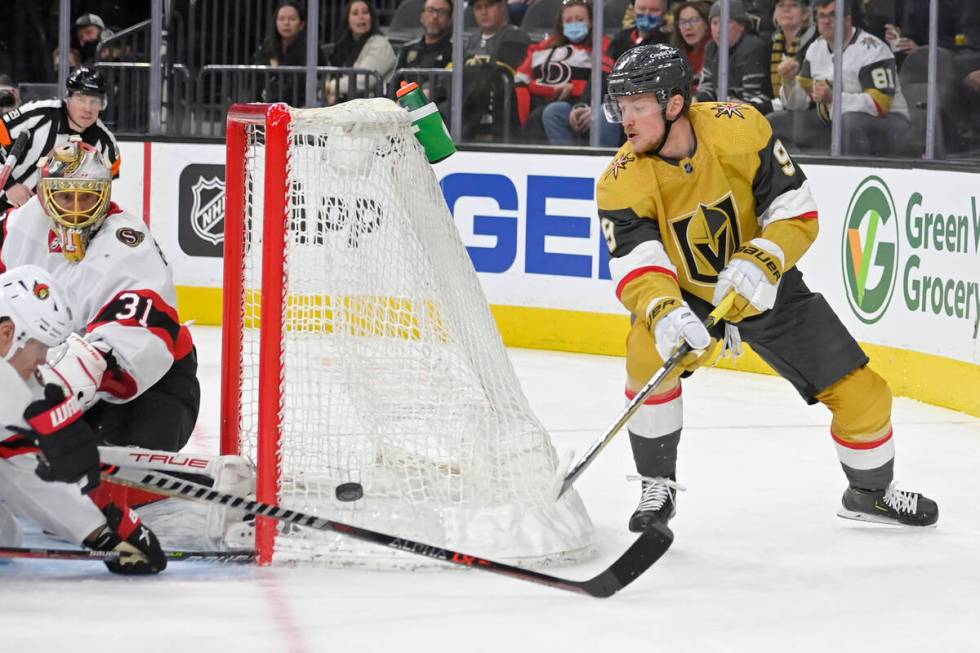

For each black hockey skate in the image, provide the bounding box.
[837,481,938,527]
[627,476,684,532]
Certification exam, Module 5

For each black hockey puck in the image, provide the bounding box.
[335,482,364,502]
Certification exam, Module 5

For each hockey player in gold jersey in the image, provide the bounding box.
[596,44,937,531]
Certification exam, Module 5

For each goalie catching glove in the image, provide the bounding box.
[6,383,101,492]
[85,503,167,575]
[712,238,785,323]
[647,297,712,373]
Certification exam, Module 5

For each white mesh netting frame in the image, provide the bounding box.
[223,99,595,568]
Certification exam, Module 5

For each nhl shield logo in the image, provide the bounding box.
[190,176,225,246]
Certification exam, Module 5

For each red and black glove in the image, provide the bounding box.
[85,503,167,575]
[7,383,100,493]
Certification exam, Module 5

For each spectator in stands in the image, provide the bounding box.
[671,1,712,90]
[610,0,672,62]
[507,0,531,26]
[695,0,773,114]
[461,0,531,140]
[466,0,530,68]
[768,0,817,106]
[254,0,324,106]
[744,0,776,39]
[326,0,396,106]
[884,0,967,59]
[515,0,618,145]
[75,14,111,66]
[767,0,909,156]
[396,0,454,71]
[0,75,19,112]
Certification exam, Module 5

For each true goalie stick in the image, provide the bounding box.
[0,132,29,195]
[0,546,255,563]
[101,464,673,598]
[557,292,737,498]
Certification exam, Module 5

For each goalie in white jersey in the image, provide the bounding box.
[0,264,166,574]
[0,137,200,452]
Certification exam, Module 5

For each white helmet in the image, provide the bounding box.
[37,136,113,262]
[0,265,73,360]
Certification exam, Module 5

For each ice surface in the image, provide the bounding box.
[2,326,977,653]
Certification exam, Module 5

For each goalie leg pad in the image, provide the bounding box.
[110,452,257,551]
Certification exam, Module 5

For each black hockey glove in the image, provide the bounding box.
[85,503,167,575]
[7,383,100,493]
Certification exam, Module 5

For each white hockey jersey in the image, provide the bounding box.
[0,197,193,403]
[780,28,909,120]
[0,359,107,545]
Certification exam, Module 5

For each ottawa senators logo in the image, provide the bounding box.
[668,193,742,285]
[33,282,50,300]
[116,227,145,247]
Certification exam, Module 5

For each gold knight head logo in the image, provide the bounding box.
[669,194,742,285]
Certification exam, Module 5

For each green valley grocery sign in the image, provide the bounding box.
[842,176,900,324]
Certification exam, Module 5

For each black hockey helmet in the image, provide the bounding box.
[602,44,693,123]
[65,67,107,111]
[66,67,106,97]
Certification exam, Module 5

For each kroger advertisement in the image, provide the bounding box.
[118,141,980,368]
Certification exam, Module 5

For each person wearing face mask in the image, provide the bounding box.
[610,0,672,62]
[514,0,617,145]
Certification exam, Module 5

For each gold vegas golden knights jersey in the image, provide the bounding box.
[597,102,819,324]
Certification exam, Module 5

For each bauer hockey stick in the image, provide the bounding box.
[0,132,29,195]
[0,546,255,563]
[101,464,673,598]
[557,292,737,499]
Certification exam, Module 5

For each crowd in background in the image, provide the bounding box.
[0,0,978,157]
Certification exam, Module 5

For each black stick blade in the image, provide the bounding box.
[579,523,673,597]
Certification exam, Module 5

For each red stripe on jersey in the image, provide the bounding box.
[615,265,678,301]
[831,428,893,450]
[0,435,40,458]
[106,201,124,217]
[87,288,194,360]
[796,211,818,220]
[625,383,682,405]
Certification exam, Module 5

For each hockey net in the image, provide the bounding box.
[221,99,595,567]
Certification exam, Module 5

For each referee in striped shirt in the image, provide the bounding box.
[0,67,120,212]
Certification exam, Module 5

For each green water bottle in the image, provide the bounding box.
[395,80,456,163]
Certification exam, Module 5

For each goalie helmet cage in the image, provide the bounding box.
[220,100,595,567]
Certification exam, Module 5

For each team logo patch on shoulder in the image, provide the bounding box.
[606,152,635,179]
[116,227,145,248]
[33,282,50,300]
[713,102,746,119]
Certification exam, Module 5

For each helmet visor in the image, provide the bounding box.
[603,95,624,123]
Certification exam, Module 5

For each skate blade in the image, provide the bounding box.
[837,508,938,528]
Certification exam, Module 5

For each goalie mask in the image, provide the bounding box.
[0,264,73,362]
[37,138,112,262]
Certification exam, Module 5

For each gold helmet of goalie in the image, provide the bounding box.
[37,136,112,262]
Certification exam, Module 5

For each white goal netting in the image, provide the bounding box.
[231,99,595,566]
